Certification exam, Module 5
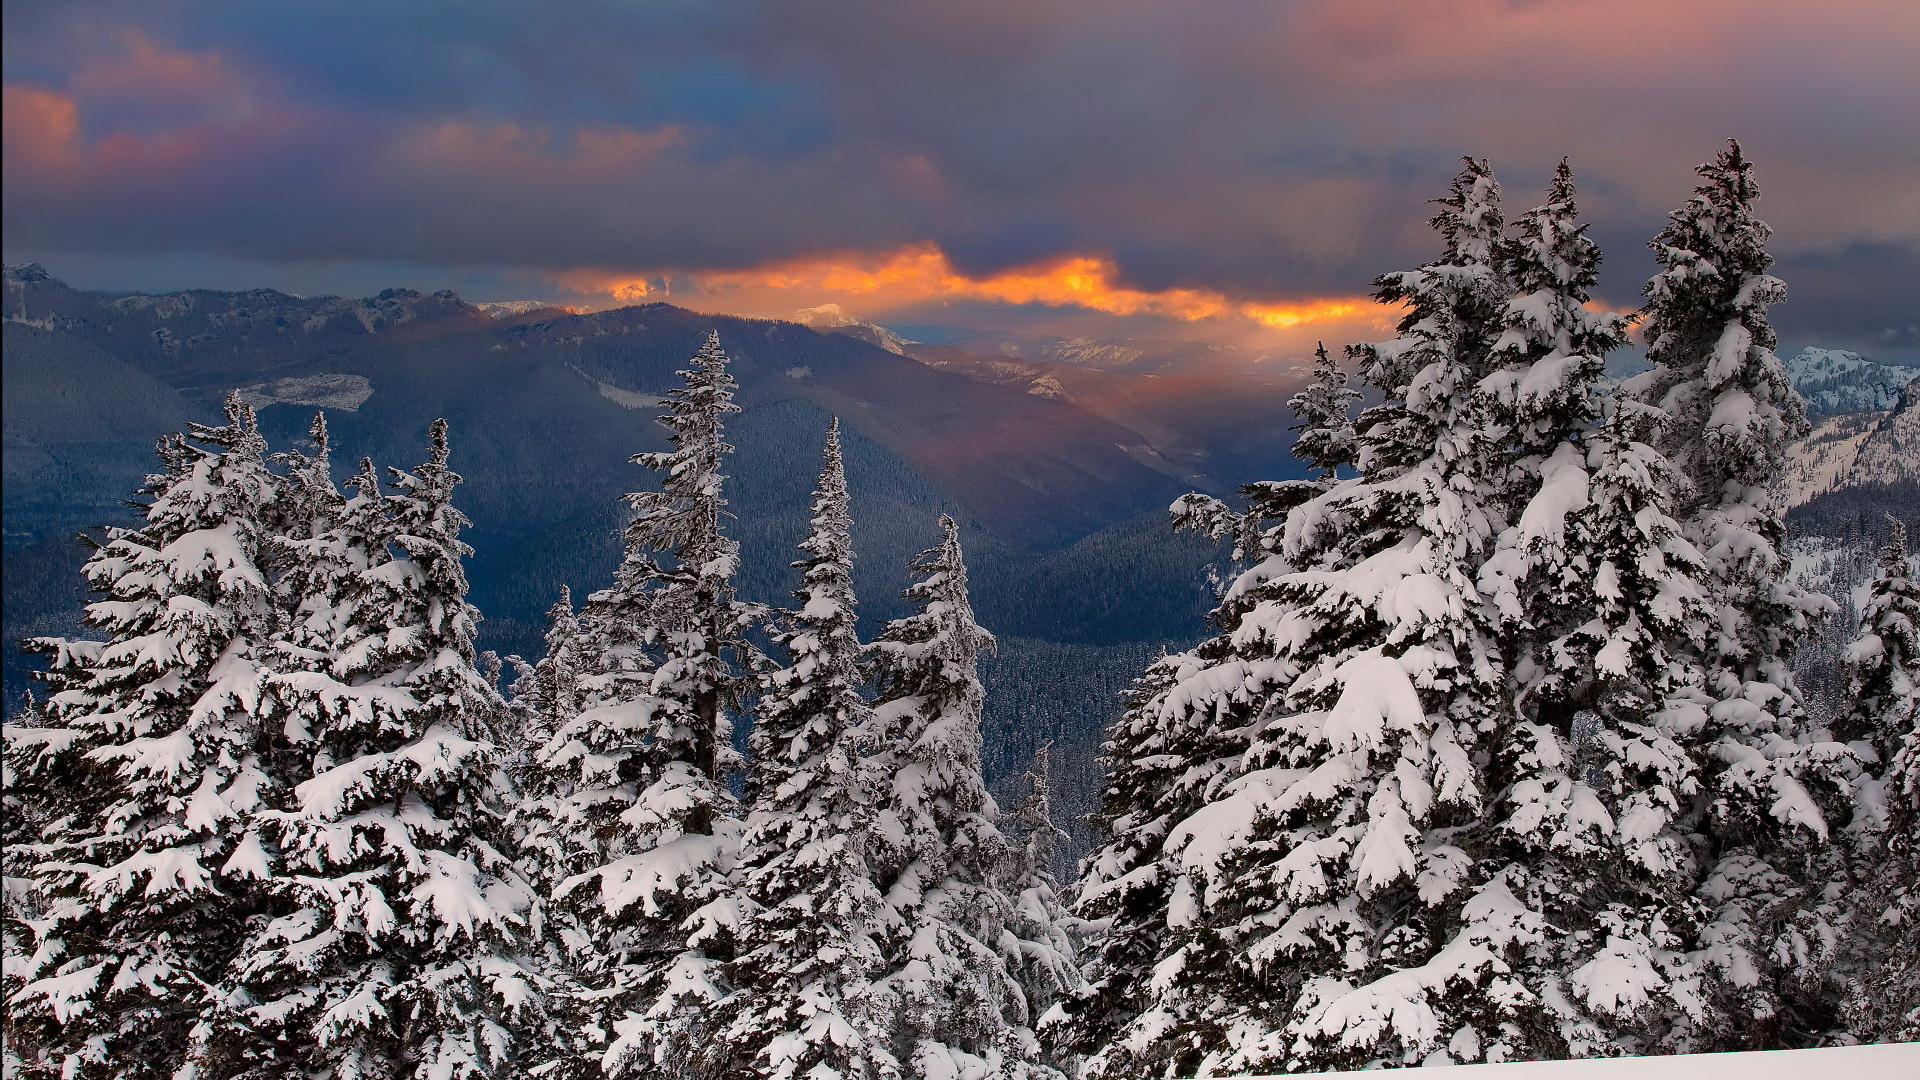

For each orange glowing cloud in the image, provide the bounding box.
[1,86,82,164]
[556,244,1380,335]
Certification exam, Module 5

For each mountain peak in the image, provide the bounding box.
[4,263,56,286]
[1785,346,1917,417]
[788,303,912,355]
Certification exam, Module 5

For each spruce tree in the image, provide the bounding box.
[1169,340,1355,567]
[1045,652,1217,1076]
[1634,141,1852,1045]
[867,515,1051,1078]
[1054,161,1511,1067]
[1839,518,1920,1041]
[1289,342,1362,482]
[1463,164,1716,1058]
[720,420,897,1080]
[998,744,1084,1057]
[517,332,756,1080]
[5,396,281,1079]
[217,420,542,1079]
[1060,159,1540,1074]
[1478,159,1628,500]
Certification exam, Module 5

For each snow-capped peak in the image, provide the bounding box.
[479,299,572,319]
[789,304,913,355]
[1784,346,1917,417]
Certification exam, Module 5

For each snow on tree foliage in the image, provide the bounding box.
[1839,518,1920,1041]
[1054,157,1829,1073]
[1128,158,1532,1074]
[1289,342,1363,483]
[1168,341,1355,568]
[998,744,1085,1069]
[1478,159,1628,499]
[1630,141,1855,1046]
[209,419,543,1079]
[1050,160,1517,1071]
[512,331,758,1080]
[865,514,1060,1078]
[717,419,898,1080]
[4,394,282,1079]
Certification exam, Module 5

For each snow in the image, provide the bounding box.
[1264,1042,1917,1080]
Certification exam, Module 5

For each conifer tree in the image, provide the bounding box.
[1045,652,1212,1076]
[1479,159,1628,500]
[1839,518,1920,1041]
[1061,159,1550,1074]
[516,332,756,1079]
[6,396,281,1079]
[1169,341,1356,567]
[1633,141,1852,1045]
[1289,342,1362,482]
[720,420,897,1080]
[216,420,542,1079]
[867,515,1051,1078]
[1055,162,1512,1065]
[1463,164,1717,1057]
[998,744,1084,1052]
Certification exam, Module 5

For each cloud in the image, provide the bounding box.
[2,0,1914,350]
[553,243,1380,338]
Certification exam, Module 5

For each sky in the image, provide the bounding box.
[4,0,1916,361]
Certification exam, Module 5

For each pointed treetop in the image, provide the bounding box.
[1288,341,1361,480]
[1430,156,1504,266]
[801,417,853,568]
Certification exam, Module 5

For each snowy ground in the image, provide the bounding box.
[1273,1042,1920,1079]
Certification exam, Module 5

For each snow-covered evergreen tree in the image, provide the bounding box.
[1632,141,1853,1046]
[1839,518,1920,1041]
[1062,158,1714,1073]
[1289,342,1363,483]
[720,419,897,1080]
[1045,651,1217,1076]
[1151,158,1523,1074]
[1453,163,1723,1058]
[6,396,281,1079]
[514,331,756,1079]
[214,419,542,1079]
[1168,341,1355,567]
[866,514,1054,1078]
[997,744,1084,1058]
[1479,159,1628,499]
[1054,161,1515,1066]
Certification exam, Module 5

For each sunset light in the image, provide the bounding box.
[555,243,1381,339]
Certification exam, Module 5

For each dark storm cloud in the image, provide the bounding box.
[3,0,1915,344]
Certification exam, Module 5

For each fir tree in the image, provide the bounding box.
[1460,164,1716,1058]
[998,744,1084,1062]
[1839,518,1920,1041]
[867,515,1052,1078]
[1289,342,1362,482]
[1492,396,1719,1056]
[1056,164,1513,1067]
[1633,141,1853,1046]
[518,332,756,1079]
[216,420,542,1079]
[1478,158,1628,500]
[1060,159,1592,1074]
[720,420,897,1080]
[1170,341,1359,567]
[6,396,281,1079]
[1045,652,1215,1076]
